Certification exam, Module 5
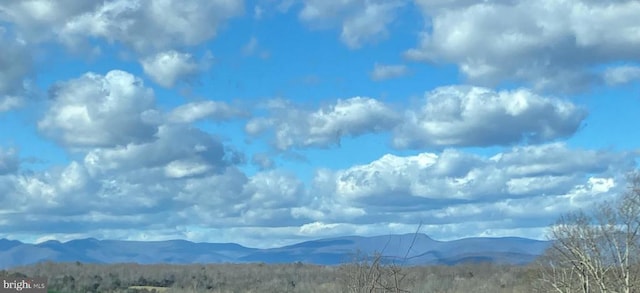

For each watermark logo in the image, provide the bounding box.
[0,278,47,293]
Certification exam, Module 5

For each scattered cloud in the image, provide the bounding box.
[242,37,259,56]
[302,143,636,227]
[243,170,304,210]
[140,50,212,88]
[252,152,276,170]
[0,148,19,175]
[0,28,33,111]
[167,101,247,124]
[38,70,160,148]
[299,0,407,48]
[0,96,23,113]
[603,65,640,85]
[59,0,244,54]
[2,141,635,245]
[241,37,270,58]
[393,86,587,148]
[407,0,640,91]
[0,1,99,43]
[370,63,409,81]
[248,86,586,151]
[0,0,243,54]
[246,97,401,150]
[83,125,236,178]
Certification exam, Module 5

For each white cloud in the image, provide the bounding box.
[0,0,243,54]
[248,87,586,151]
[241,36,270,58]
[83,125,232,177]
[167,100,246,124]
[247,97,401,150]
[303,143,636,229]
[407,0,640,91]
[59,0,244,54]
[164,159,214,179]
[494,143,624,177]
[0,141,636,247]
[243,170,304,209]
[299,0,407,48]
[38,70,159,148]
[0,148,19,175]
[140,50,210,88]
[370,63,409,81]
[298,221,342,235]
[603,65,640,85]
[0,1,98,43]
[242,37,259,55]
[252,153,276,170]
[393,86,587,148]
[0,28,33,111]
[5,161,97,214]
[0,97,23,112]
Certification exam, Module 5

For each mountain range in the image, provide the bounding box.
[0,234,551,269]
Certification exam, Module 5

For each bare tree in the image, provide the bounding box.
[340,250,410,293]
[537,171,640,293]
[340,223,424,293]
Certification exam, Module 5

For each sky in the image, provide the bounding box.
[0,0,639,249]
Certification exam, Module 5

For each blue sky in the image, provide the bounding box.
[1,0,639,248]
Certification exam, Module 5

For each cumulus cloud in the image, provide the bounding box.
[62,0,243,53]
[3,161,97,215]
[370,63,409,81]
[0,0,243,54]
[140,50,212,88]
[38,70,160,148]
[0,28,33,111]
[603,65,640,85]
[246,97,401,150]
[167,100,247,124]
[1,126,248,235]
[251,152,276,170]
[492,143,624,177]
[247,87,586,151]
[0,1,99,43]
[243,170,303,209]
[299,0,407,48]
[83,125,235,178]
[0,161,309,238]
[407,0,640,91]
[393,86,587,148]
[0,141,637,246]
[302,143,636,229]
[0,148,19,175]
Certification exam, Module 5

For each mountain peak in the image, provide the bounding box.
[0,235,551,269]
[0,238,23,250]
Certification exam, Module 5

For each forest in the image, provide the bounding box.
[2,261,538,293]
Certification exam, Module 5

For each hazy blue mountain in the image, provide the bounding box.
[0,239,22,251]
[0,234,550,269]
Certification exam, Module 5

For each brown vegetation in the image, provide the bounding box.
[1,261,537,293]
[534,171,640,293]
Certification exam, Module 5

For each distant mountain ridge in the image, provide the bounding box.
[0,234,550,269]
